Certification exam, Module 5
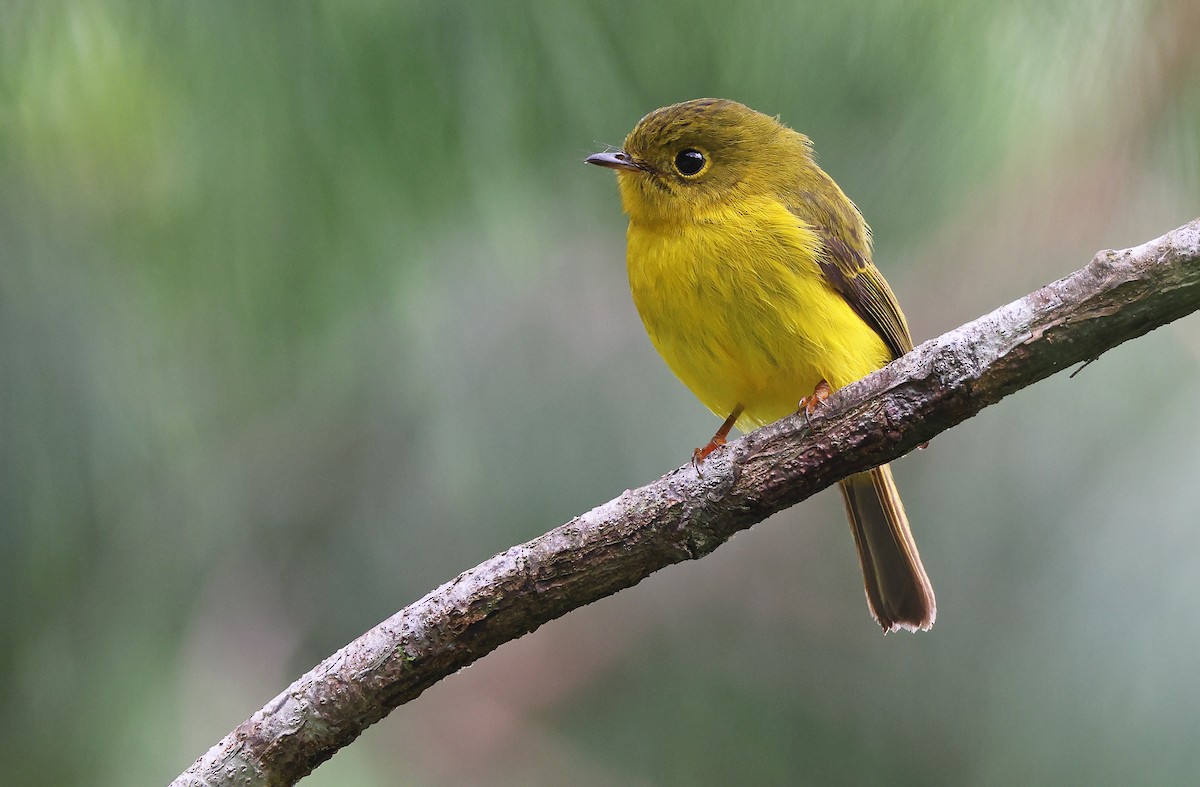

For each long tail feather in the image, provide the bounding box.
[839,465,935,632]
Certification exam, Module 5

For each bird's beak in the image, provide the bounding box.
[585,151,642,172]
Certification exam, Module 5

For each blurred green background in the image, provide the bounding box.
[3,1,1200,784]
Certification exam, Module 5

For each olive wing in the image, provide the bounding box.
[811,226,913,359]
[785,199,913,360]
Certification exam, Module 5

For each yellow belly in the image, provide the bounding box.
[626,198,892,430]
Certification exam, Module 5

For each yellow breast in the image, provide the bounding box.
[625,197,892,429]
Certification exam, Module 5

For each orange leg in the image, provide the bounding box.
[692,403,744,472]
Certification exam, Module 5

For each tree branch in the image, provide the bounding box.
[173,217,1200,786]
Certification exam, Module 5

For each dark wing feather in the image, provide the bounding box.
[784,192,913,360]
[810,226,912,359]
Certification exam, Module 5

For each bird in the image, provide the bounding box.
[586,98,935,632]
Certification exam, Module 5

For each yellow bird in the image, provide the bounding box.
[587,98,935,632]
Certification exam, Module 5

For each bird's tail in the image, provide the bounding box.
[839,465,936,632]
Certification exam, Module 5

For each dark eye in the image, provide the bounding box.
[674,148,706,176]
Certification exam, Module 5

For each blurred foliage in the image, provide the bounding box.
[1,1,1198,785]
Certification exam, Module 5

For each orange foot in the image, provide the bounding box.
[691,436,726,473]
[798,379,832,424]
[692,404,744,475]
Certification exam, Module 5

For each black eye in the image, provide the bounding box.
[674,148,706,176]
